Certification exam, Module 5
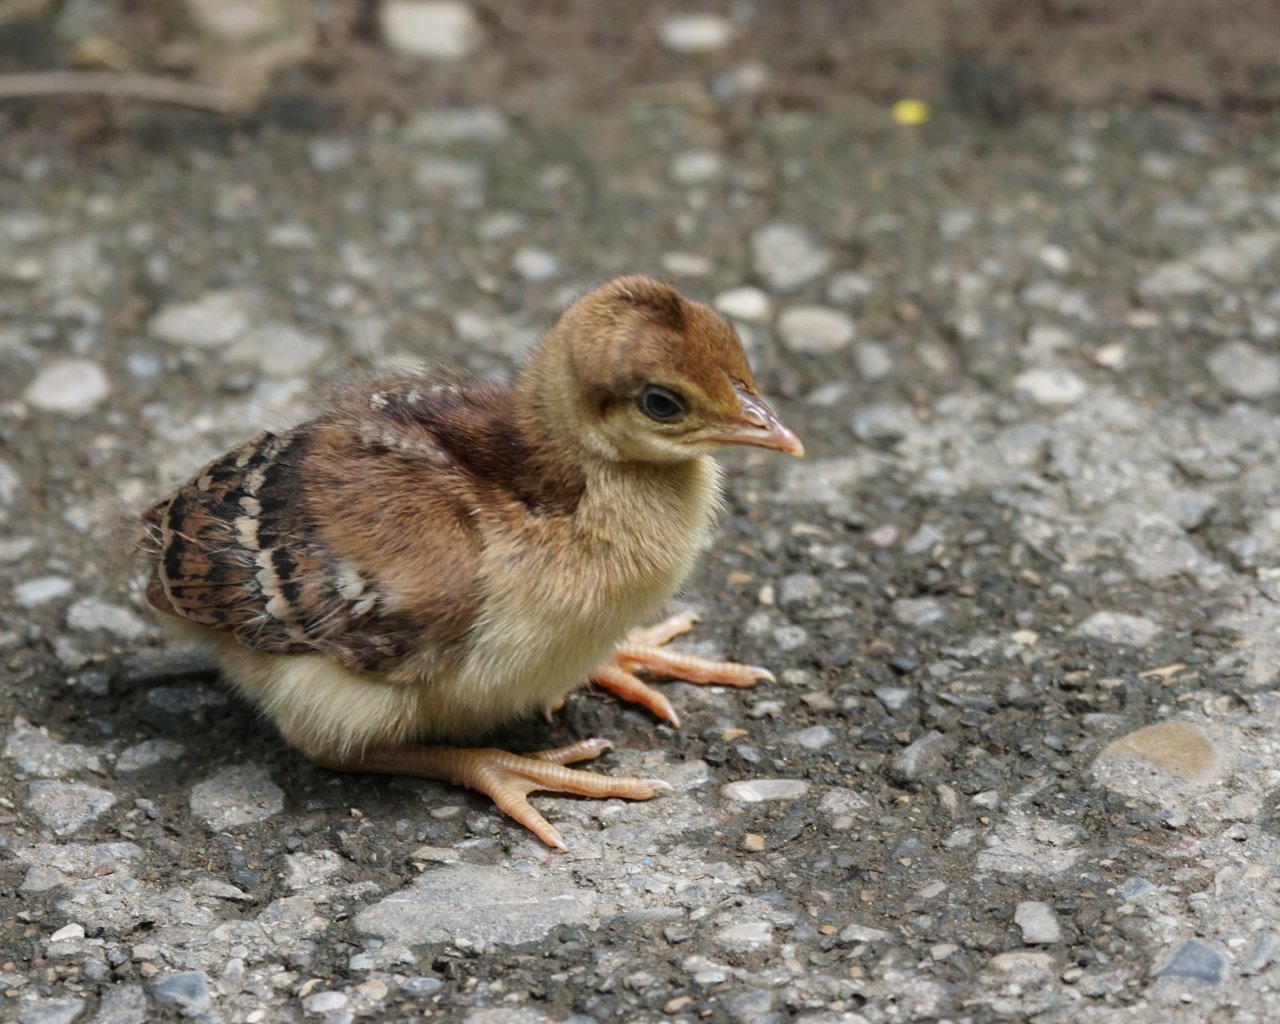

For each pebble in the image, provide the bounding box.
[721,778,810,802]
[66,597,148,641]
[657,13,735,54]
[380,0,481,59]
[1012,367,1087,406]
[354,863,598,951]
[888,731,951,784]
[0,459,20,514]
[89,984,146,1024]
[148,971,212,1015]
[850,403,918,443]
[511,246,560,282]
[893,597,946,626]
[16,999,86,1024]
[1154,939,1227,984]
[228,323,329,377]
[190,763,285,829]
[785,725,836,750]
[14,576,73,608]
[412,157,485,192]
[715,921,773,951]
[839,922,893,944]
[853,341,894,381]
[779,572,823,608]
[777,305,856,354]
[4,718,101,777]
[670,149,723,185]
[115,738,186,773]
[150,289,252,347]
[1138,261,1209,298]
[1206,340,1280,399]
[138,683,227,730]
[714,286,771,323]
[27,780,117,835]
[874,686,912,712]
[826,271,874,304]
[1014,901,1063,944]
[1093,722,1222,787]
[302,990,349,1014]
[402,106,509,144]
[24,359,109,415]
[750,222,831,293]
[1074,611,1160,647]
[400,976,444,998]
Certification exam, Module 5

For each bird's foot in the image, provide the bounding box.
[590,610,774,728]
[315,737,670,850]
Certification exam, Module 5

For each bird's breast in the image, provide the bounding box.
[437,457,724,736]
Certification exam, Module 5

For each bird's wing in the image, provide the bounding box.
[142,421,480,674]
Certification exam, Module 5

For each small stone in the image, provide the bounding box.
[741,833,765,852]
[16,998,85,1024]
[4,718,101,777]
[778,572,822,608]
[1014,901,1062,944]
[400,977,444,998]
[228,323,328,377]
[715,921,773,950]
[721,778,809,802]
[1094,722,1221,786]
[27,781,116,835]
[839,922,893,944]
[402,106,508,144]
[412,157,485,191]
[510,246,560,282]
[661,252,713,277]
[24,359,109,415]
[115,738,185,773]
[354,863,597,950]
[380,0,481,59]
[854,341,894,381]
[657,13,735,53]
[49,923,86,943]
[302,990,349,1014]
[90,984,147,1024]
[150,290,252,347]
[1154,939,1226,984]
[1207,340,1280,399]
[874,686,912,712]
[888,731,951,785]
[13,576,73,608]
[713,286,771,323]
[1012,367,1087,406]
[893,597,945,626]
[987,951,1057,982]
[1074,611,1160,647]
[777,305,856,354]
[850,403,918,443]
[190,763,285,829]
[669,149,723,185]
[826,271,875,305]
[1138,261,1209,299]
[137,684,227,731]
[66,597,148,641]
[786,725,836,750]
[750,222,831,293]
[148,970,212,1015]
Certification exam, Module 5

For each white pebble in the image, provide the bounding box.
[24,359,109,415]
[658,13,735,54]
[714,287,771,323]
[14,576,73,608]
[1012,367,1086,406]
[722,778,810,802]
[380,0,481,59]
[777,306,856,354]
[511,247,560,282]
[150,290,251,348]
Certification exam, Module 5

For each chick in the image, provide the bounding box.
[139,275,803,848]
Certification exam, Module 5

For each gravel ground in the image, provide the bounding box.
[4,5,1280,1024]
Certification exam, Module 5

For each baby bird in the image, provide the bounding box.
[139,275,803,848]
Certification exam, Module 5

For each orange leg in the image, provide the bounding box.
[589,611,773,728]
[314,738,670,850]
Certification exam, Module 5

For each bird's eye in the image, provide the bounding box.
[639,385,688,422]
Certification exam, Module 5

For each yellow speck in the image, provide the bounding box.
[892,98,931,126]
[741,833,766,852]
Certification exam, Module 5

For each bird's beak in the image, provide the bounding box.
[703,388,805,458]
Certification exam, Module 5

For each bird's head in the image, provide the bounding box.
[524,275,803,465]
